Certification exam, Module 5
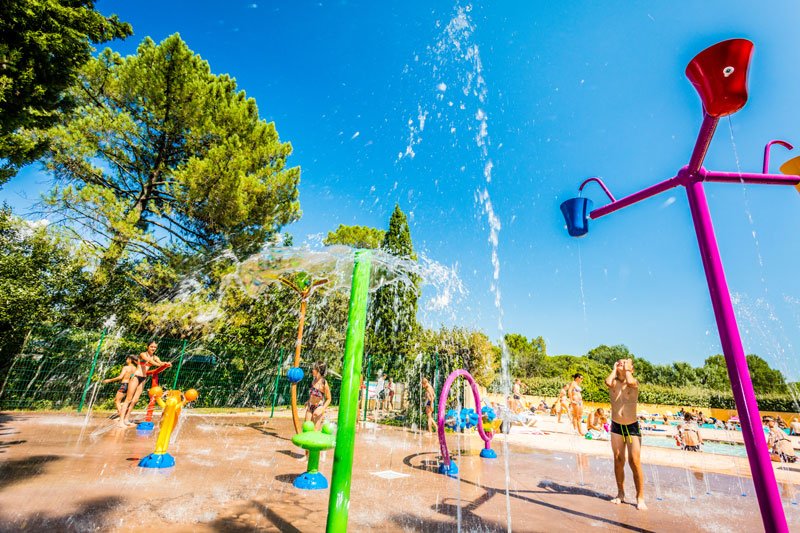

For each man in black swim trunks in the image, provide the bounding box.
[604,359,646,510]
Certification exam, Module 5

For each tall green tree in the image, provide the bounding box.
[0,0,131,183]
[586,344,634,369]
[35,34,301,282]
[505,333,546,377]
[0,206,90,369]
[323,224,385,249]
[368,205,419,375]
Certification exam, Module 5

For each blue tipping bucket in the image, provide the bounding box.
[560,197,593,237]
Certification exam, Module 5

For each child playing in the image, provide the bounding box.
[102,355,137,420]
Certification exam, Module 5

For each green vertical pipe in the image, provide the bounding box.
[270,348,284,418]
[326,250,371,533]
[362,354,371,422]
[433,351,439,414]
[78,328,107,413]
[171,339,187,389]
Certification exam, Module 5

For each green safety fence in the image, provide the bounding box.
[0,326,341,412]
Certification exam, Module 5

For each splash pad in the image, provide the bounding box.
[560,39,800,532]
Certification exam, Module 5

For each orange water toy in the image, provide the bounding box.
[138,386,199,468]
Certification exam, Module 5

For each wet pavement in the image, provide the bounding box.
[0,411,798,532]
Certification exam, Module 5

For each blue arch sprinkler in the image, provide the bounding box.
[560,39,800,532]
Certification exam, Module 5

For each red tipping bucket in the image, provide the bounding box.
[685,39,753,117]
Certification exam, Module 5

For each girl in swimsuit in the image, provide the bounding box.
[305,362,331,430]
[119,341,170,427]
[102,355,137,420]
[567,373,585,436]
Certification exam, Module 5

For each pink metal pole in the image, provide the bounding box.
[437,369,494,470]
[684,179,787,533]
[589,176,680,219]
[763,140,793,174]
[703,170,800,186]
[687,114,719,173]
[578,177,616,202]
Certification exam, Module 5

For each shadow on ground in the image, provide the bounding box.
[0,495,124,532]
[0,413,25,454]
[403,451,655,533]
[0,455,62,492]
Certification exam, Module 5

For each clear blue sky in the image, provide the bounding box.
[4,1,800,376]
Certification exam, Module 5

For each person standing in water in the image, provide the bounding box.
[306,362,331,430]
[567,373,585,436]
[421,377,436,433]
[102,355,137,420]
[605,359,646,510]
[119,341,170,428]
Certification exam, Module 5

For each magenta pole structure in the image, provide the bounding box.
[560,39,799,533]
[436,369,496,476]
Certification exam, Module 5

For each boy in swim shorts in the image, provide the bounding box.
[605,359,646,510]
[102,355,137,420]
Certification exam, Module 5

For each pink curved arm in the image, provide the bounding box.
[578,177,616,202]
[437,369,492,468]
[763,140,793,174]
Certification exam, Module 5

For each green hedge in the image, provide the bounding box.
[507,378,799,413]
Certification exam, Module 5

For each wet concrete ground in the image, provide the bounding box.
[0,411,798,532]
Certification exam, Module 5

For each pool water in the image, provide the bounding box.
[642,436,748,458]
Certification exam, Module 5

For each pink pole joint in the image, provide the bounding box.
[562,38,800,532]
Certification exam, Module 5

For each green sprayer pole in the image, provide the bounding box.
[270,348,284,418]
[78,328,107,413]
[326,250,371,533]
[433,351,439,414]
[362,354,371,422]
[171,339,187,389]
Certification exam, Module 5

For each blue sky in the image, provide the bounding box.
[4,1,800,375]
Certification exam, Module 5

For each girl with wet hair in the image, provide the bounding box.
[306,362,331,430]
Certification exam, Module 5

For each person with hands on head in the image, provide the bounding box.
[604,358,646,511]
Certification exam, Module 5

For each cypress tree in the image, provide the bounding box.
[368,204,419,375]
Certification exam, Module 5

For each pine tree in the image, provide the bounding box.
[368,204,419,375]
[0,0,132,183]
[33,34,300,283]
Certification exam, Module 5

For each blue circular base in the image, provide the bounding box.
[480,448,497,459]
[438,461,459,477]
[138,453,175,468]
[137,421,154,431]
[293,471,328,490]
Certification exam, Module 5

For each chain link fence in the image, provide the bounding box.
[0,326,342,412]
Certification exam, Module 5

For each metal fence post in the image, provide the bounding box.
[78,328,107,413]
[270,348,284,418]
[171,339,187,389]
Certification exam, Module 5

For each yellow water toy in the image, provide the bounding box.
[138,386,199,468]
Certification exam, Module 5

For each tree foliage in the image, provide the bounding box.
[505,333,546,377]
[0,0,131,183]
[367,205,420,374]
[36,34,301,280]
[0,206,89,368]
[323,224,384,249]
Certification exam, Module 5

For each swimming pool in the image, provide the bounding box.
[642,436,748,457]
